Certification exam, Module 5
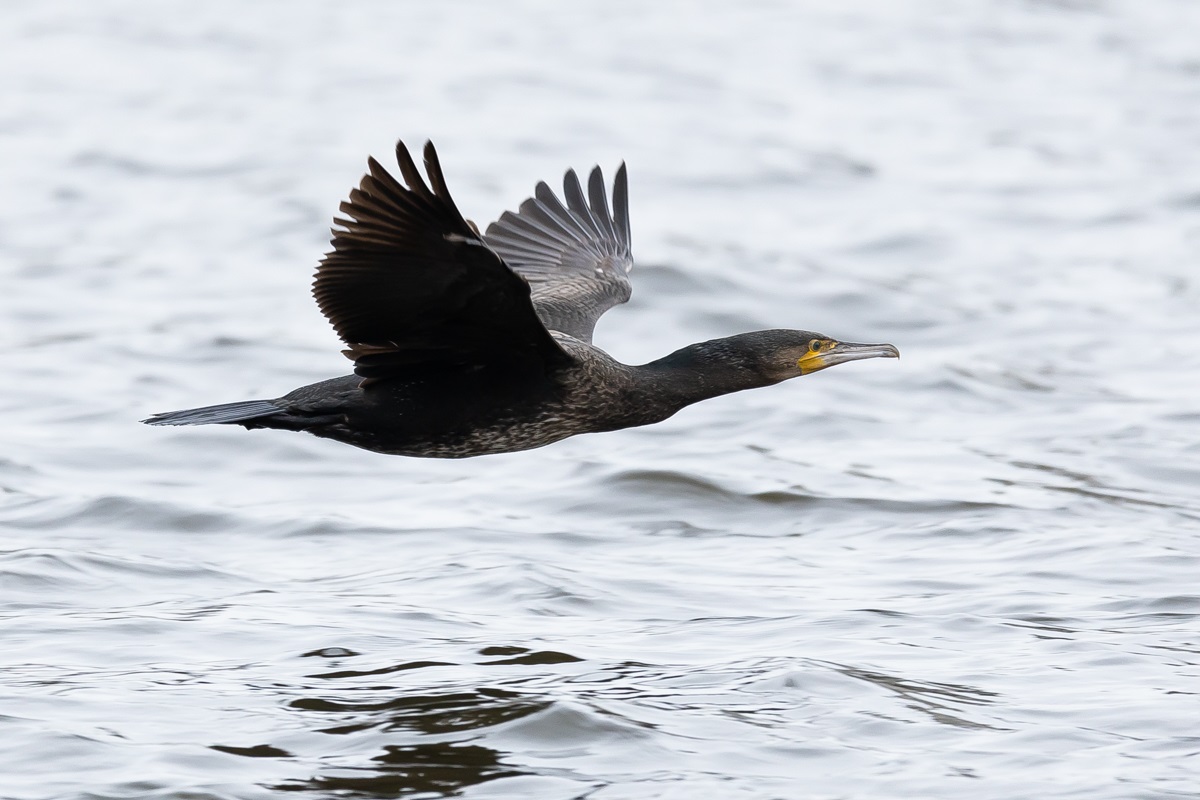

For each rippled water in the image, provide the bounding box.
[4,1,1200,798]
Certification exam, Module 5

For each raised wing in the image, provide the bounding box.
[484,163,633,343]
[313,141,572,383]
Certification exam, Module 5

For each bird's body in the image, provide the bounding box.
[145,142,898,457]
[252,341,633,458]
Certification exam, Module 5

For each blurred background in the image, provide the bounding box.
[2,1,1199,798]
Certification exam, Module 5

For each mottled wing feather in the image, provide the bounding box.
[313,141,572,382]
[484,163,633,343]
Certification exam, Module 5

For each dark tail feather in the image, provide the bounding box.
[142,399,282,426]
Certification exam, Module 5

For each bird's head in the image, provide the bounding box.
[729,329,900,383]
[649,329,899,405]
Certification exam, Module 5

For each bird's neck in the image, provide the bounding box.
[629,339,776,417]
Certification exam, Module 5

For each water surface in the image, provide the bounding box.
[3,2,1199,798]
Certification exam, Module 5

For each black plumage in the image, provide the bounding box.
[144,141,898,457]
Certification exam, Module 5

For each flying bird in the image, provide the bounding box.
[144,141,898,457]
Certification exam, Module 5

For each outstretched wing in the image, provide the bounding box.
[313,141,572,382]
[483,163,633,343]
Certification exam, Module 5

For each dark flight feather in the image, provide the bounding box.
[313,141,572,382]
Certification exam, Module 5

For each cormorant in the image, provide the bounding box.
[144,141,898,458]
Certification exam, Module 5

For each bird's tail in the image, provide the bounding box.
[142,399,283,426]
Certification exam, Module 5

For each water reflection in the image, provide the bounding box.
[276,742,524,798]
[289,685,550,736]
[262,681,550,797]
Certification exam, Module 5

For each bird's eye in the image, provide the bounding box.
[810,341,823,353]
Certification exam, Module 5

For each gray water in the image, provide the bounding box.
[3,1,1200,798]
